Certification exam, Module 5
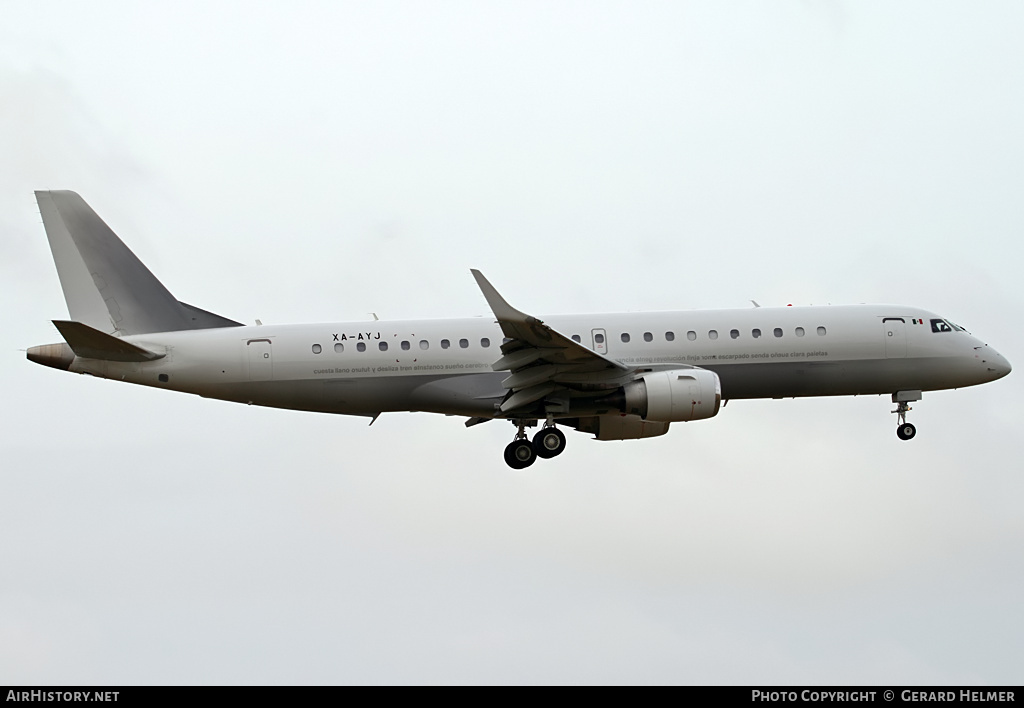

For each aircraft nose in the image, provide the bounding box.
[984,348,1011,380]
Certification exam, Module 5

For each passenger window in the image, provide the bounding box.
[379,341,389,352]
[595,333,605,344]
[687,331,697,341]
[643,332,653,342]
[312,344,322,354]
[665,331,675,342]
[459,338,469,349]
[502,338,512,344]
[795,327,805,337]
[401,341,410,351]
[752,329,761,339]
[730,329,739,339]
[419,340,429,350]
[708,330,718,340]
[572,334,582,343]
[817,326,826,336]
[357,342,366,352]
[441,339,450,349]
[621,333,631,343]
[481,338,490,348]
[774,328,783,338]
[334,343,344,353]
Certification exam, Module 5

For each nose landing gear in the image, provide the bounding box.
[892,390,922,440]
[896,416,916,440]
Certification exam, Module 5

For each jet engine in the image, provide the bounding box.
[615,368,722,422]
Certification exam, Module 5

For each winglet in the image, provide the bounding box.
[469,270,631,381]
[52,320,165,362]
[471,269,534,324]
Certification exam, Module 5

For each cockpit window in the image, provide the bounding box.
[931,319,957,333]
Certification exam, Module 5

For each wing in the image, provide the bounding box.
[471,269,634,414]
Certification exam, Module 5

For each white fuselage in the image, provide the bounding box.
[67,304,1010,421]
[27,190,1013,460]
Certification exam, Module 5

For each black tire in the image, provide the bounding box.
[533,428,566,459]
[896,423,917,440]
[503,439,536,469]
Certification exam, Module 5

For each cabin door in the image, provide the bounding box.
[247,339,274,380]
[883,318,907,358]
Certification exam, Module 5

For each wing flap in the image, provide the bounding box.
[491,347,561,372]
[500,383,558,412]
[502,364,582,390]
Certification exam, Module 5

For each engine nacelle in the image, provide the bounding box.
[621,368,722,422]
[574,415,670,441]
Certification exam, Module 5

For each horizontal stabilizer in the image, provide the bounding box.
[52,320,165,362]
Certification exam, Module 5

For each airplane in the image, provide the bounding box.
[26,191,1012,468]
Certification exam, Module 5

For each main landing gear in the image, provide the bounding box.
[503,421,567,469]
[892,390,922,441]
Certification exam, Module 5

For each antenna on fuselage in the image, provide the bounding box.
[751,300,761,308]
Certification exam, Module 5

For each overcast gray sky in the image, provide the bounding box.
[2,1,1022,684]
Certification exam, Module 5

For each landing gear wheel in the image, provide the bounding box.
[503,439,537,469]
[533,427,567,459]
[892,396,919,442]
[896,423,917,441]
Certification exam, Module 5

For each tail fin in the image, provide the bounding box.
[35,190,241,335]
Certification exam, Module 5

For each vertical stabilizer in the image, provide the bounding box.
[35,191,240,335]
